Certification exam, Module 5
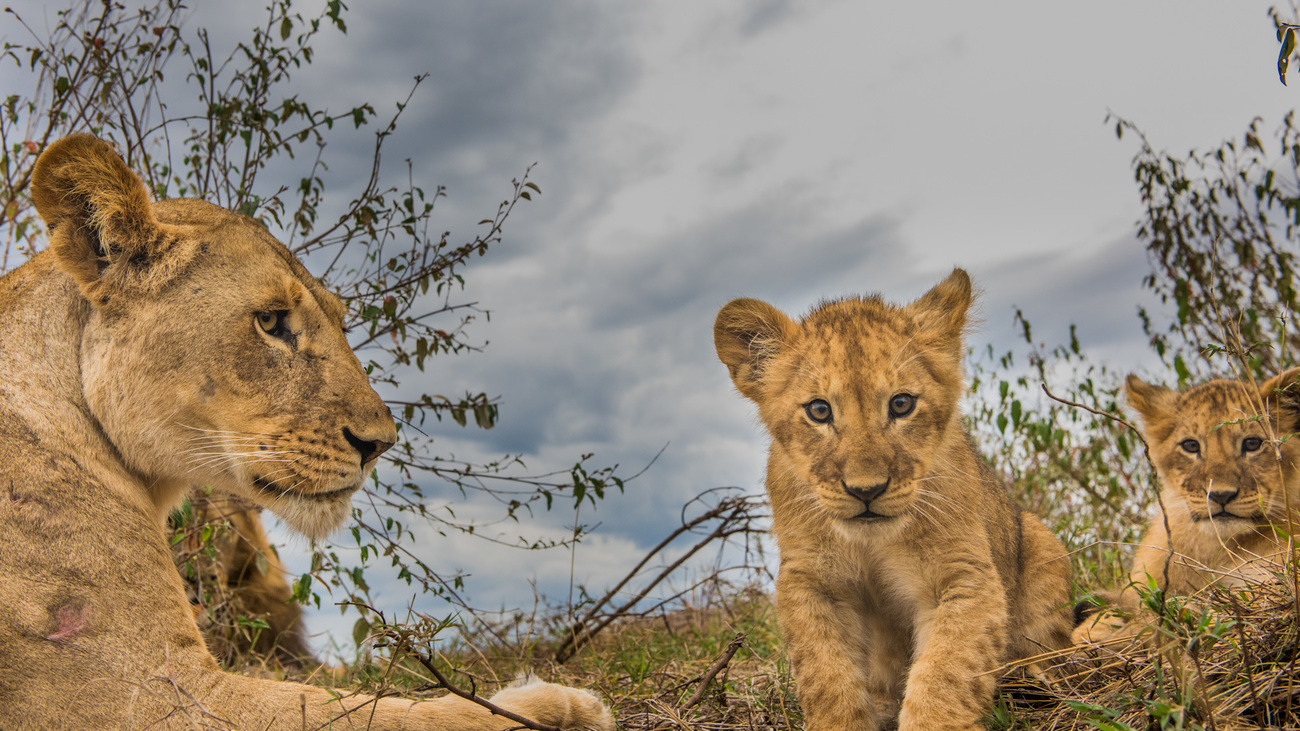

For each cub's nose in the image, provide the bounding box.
[343,427,395,465]
[844,479,890,507]
[1207,489,1239,509]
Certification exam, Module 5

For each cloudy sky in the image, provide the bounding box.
[7,0,1300,651]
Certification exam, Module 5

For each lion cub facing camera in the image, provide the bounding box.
[1074,370,1300,644]
[714,270,1073,731]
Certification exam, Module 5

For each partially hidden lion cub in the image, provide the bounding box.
[177,495,318,669]
[1075,370,1300,643]
[715,270,1073,731]
[0,134,613,730]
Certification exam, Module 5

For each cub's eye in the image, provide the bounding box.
[1179,439,1200,455]
[1242,436,1264,453]
[255,311,287,337]
[804,399,833,424]
[888,393,917,418]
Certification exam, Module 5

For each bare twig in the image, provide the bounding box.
[410,652,561,731]
[1040,382,1174,606]
[553,490,766,663]
[681,632,746,710]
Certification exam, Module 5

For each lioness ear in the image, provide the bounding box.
[907,268,973,347]
[1260,366,1300,433]
[1125,374,1176,422]
[31,134,187,304]
[714,298,797,402]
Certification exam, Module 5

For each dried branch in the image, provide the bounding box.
[553,490,767,664]
[1040,381,1173,609]
[410,652,561,731]
[681,632,746,710]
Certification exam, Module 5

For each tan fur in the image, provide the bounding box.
[0,134,614,730]
[715,270,1073,731]
[1074,370,1300,644]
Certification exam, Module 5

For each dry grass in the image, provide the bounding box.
[996,577,1300,731]
[218,574,1300,731]
[563,577,1300,730]
[564,592,800,731]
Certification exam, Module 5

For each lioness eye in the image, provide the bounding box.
[1242,436,1264,453]
[805,399,833,424]
[256,311,284,336]
[888,393,917,418]
[1179,439,1200,454]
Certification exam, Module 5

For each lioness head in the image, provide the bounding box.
[714,270,971,524]
[30,134,397,539]
[1127,369,1300,537]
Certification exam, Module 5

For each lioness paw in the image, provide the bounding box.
[488,675,615,731]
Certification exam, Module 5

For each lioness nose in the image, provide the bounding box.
[1208,489,1238,508]
[844,479,889,507]
[343,427,395,464]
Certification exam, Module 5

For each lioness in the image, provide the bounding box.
[1075,370,1300,643]
[0,134,613,730]
[714,270,1073,731]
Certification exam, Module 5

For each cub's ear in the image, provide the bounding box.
[31,134,188,305]
[906,268,973,349]
[714,298,796,402]
[1259,366,1300,433]
[1124,374,1177,423]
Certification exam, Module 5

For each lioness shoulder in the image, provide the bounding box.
[715,269,1073,731]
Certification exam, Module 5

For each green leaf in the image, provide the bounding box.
[280,16,292,41]
[1174,353,1191,386]
[1282,30,1295,85]
[352,617,370,647]
[292,574,312,603]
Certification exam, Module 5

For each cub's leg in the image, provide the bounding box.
[897,556,1008,731]
[1073,522,1197,645]
[1009,512,1073,658]
[777,567,901,730]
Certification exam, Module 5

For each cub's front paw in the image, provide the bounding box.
[488,675,615,731]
